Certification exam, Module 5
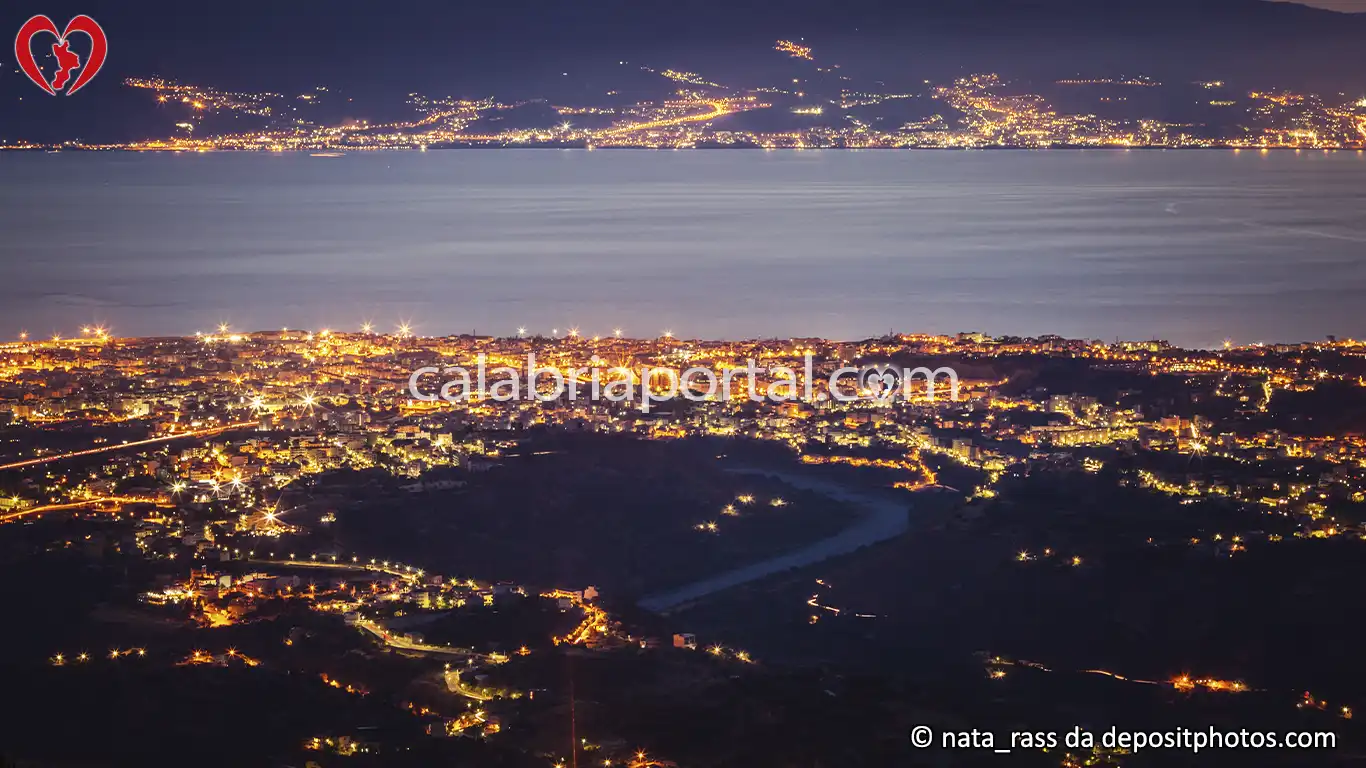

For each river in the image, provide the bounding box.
[637,468,912,613]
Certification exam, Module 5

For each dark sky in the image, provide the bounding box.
[8,0,1365,90]
[7,1,1364,81]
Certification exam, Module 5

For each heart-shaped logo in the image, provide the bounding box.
[14,15,107,96]
[857,364,902,405]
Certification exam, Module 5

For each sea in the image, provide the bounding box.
[2,148,1364,348]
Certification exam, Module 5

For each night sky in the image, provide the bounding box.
[6,0,1364,93]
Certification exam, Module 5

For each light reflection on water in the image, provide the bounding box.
[1,149,1363,347]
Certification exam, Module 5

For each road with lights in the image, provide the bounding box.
[602,100,735,136]
[0,495,168,523]
[0,421,257,473]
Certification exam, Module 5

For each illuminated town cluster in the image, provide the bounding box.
[774,39,814,60]
[3,327,1363,542]
[5,322,1366,763]
[125,77,289,118]
[7,41,1362,151]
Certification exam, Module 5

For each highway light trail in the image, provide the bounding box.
[447,101,744,144]
[0,495,163,523]
[603,101,734,136]
[0,422,256,472]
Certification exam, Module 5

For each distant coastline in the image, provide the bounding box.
[5,145,1361,152]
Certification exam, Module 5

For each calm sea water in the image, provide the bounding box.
[2,149,1364,347]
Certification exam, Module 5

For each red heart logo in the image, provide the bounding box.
[14,15,107,96]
